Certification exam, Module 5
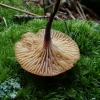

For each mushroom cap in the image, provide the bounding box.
[15,29,80,76]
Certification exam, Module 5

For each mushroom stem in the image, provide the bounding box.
[44,0,60,47]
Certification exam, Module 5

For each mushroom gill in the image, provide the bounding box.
[15,29,80,76]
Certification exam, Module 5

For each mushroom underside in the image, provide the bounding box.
[15,29,80,76]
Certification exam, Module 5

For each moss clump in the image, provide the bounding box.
[0,19,100,100]
[0,0,100,100]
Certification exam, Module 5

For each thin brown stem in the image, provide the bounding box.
[76,5,84,20]
[0,3,39,16]
[77,1,86,20]
[44,0,60,47]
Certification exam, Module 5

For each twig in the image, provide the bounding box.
[75,5,84,20]
[48,0,52,5]
[77,1,86,20]
[2,17,7,28]
[60,7,75,19]
[58,11,67,16]
[48,0,55,12]
[85,14,91,20]
[14,14,59,20]
[14,14,49,19]
[66,0,77,12]
[0,3,39,16]
[66,8,75,19]
[22,0,32,11]
[0,16,7,28]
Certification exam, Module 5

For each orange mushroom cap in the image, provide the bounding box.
[15,29,80,76]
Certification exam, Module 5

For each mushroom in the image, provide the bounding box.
[14,0,80,76]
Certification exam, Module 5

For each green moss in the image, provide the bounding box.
[0,19,100,100]
[0,0,100,99]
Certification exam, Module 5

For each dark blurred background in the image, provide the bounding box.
[79,0,100,16]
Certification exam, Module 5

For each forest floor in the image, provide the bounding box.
[0,0,100,100]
